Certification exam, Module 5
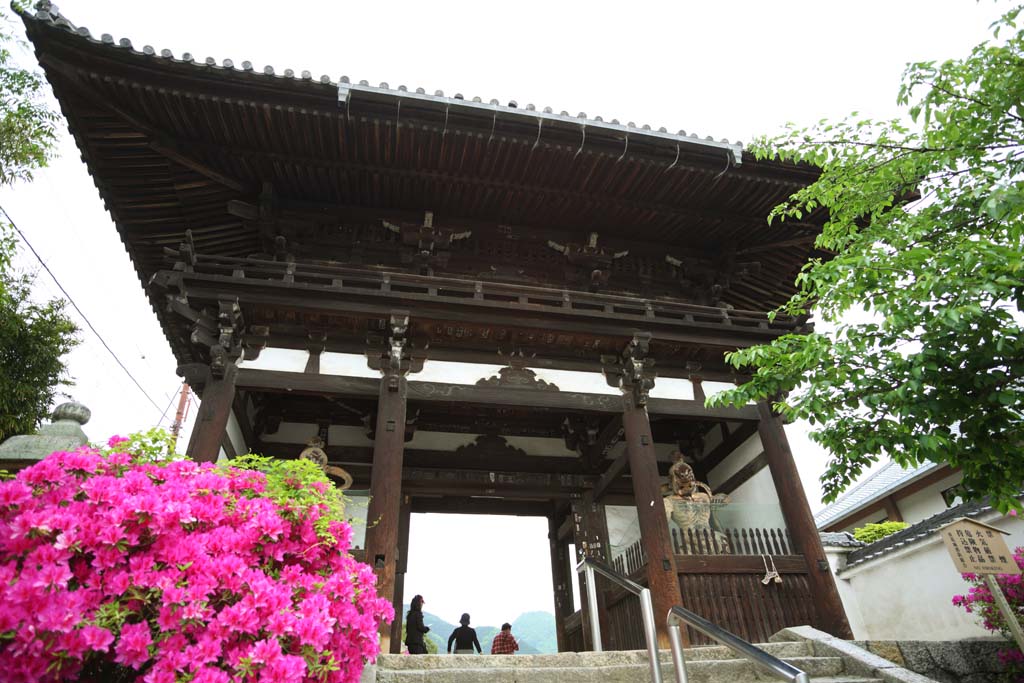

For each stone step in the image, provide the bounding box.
[376,655,847,683]
[378,641,814,671]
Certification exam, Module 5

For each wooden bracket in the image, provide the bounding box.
[602,333,656,408]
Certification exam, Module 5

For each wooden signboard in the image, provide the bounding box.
[939,517,1020,575]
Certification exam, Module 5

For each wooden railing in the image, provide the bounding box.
[612,526,797,576]
[163,251,805,334]
[673,526,797,556]
[603,527,811,649]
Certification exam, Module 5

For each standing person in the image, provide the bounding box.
[447,613,482,654]
[404,595,431,654]
[490,622,519,655]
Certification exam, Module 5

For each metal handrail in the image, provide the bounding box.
[576,557,662,683]
[667,605,809,683]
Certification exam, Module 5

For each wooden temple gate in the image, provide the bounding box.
[21,1,852,654]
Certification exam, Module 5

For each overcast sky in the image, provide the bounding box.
[0,0,1011,630]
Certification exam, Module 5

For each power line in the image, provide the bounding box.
[155,384,181,427]
[0,204,165,416]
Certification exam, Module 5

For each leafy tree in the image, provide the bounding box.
[709,6,1024,512]
[1,7,56,185]
[0,225,78,442]
[0,7,76,442]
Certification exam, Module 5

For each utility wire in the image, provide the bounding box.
[154,384,181,427]
[0,204,165,415]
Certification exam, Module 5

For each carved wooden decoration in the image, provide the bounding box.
[547,232,628,290]
[453,433,529,459]
[602,333,656,408]
[383,210,471,274]
[665,246,762,307]
[475,351,559,390]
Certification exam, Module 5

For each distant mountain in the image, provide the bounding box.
[401,605,556,654]
[512,611,557,654]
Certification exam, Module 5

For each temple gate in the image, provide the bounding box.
[21,1,851,653]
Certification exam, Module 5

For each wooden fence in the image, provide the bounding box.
[596,526,812,649]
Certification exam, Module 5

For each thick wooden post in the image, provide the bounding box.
[604,334,684,648]
[571,495,611,650]
[389,495,412,653]
[363,314,421,653]
[548,514,573,652]
[756,401,853,639]
[185,363,237,463]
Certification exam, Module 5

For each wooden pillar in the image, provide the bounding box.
[389,495,412,653]
[185,363,238,463]
[605,334,684,648]
[883,496,904,523]
[363,314,421,653]
[548,514,573,652]
[756,401,853,639]
[571,494,611,650]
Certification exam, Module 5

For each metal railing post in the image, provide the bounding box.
[584,564,602,652]
[667,618,687,683]
[638,589,663,683]
[667,606,808,683]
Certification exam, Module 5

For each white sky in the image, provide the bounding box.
[0,0,1011,627]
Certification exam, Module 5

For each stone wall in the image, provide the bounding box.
[864,639,1010,683]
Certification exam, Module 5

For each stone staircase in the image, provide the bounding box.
[371,640,890,683]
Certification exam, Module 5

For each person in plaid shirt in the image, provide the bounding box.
[490,623,519,655]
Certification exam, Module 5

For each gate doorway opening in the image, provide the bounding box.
[401,513,557,654]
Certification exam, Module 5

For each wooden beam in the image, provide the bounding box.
[158,270,801,354]
[694,421,760,481]
[674,554,807,574]
[186,364,238,463]
[235,368,759,421]
[557,514,574,542]
[757,401,852,639]
[593,452,630,502]
[717,451,768,496]
[410,497,551,516]
[883,496,904,523]
[583,416,624,471]
[262,442,588,476]
[240,332,747,381]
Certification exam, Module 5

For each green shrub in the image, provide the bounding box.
[853,521,909,544]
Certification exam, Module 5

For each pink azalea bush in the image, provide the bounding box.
[952,546,1024,681]
[0,442,392,682]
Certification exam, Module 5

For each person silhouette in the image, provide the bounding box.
[404,595,430,654]
[447,613,482,654]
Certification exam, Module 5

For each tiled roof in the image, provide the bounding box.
[819,531,864,549]
[25,1,745,165]
[842,498,998,569]
[813,460,942,529]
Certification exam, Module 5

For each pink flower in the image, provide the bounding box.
[80,625,114,653]
[115,622,153,669]
[107,435,130,447]
[0,440,389,683]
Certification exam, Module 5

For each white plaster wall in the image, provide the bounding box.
[897,472,962,524]
[225,411,246,456]
[834,510,1024,640]
[706,433,762,488]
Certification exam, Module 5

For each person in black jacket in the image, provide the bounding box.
[404,594,430,654]
[446,613,482,654]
